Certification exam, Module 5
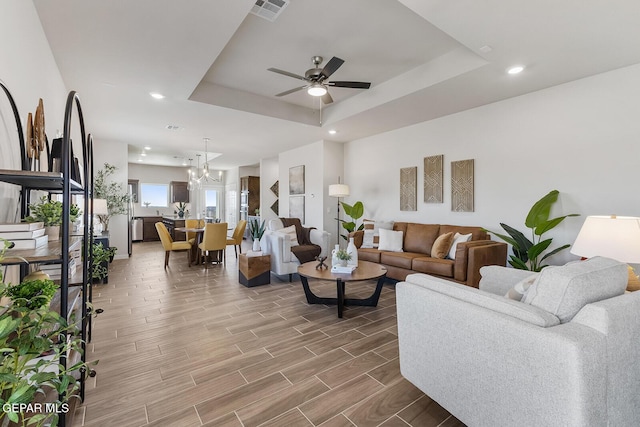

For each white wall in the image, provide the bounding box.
[278,141,324,228]
[344,63,640,266]
[94,140,129,259]
[0,0,68,223]
[260,157,279,225]
[322,141,345,246]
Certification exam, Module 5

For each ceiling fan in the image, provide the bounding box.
[268,56,371,104]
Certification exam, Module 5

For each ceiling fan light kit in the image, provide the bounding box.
[269,55,371,104]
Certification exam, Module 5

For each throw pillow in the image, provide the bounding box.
[447,232,472,260]
[522,256,627,323]
[378,228,404,252]
[280,225,299,247]
[360,219,394,249]
[505,274,538,301]
[431,232,454,259]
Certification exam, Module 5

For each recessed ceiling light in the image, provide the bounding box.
[137,158,143,162]
[328,129,337,135]
[165,125,182,131]
[144,146,151,150]
[140,152,147,156]
[507,65,525,75]
[150,92,165,99]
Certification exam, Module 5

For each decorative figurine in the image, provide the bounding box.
[315,256,328,270]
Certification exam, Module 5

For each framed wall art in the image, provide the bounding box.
[289,165,305,195]
[451,159,474,212]
[423,154,443,203]
[400,166,417,211]
[289,195,305,223]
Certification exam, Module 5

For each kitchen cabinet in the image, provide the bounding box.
[142,216,162,241]
[171,181,189,203]
[240,176,260,221]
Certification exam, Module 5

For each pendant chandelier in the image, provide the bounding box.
[187,138,222,190]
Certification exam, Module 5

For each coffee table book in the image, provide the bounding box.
[331,265,356,274]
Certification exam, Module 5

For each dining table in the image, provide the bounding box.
[174,226,205,264]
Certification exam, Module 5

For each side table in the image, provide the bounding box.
[239,253,271,287]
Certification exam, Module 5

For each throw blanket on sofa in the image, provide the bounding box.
[280,217,320,263]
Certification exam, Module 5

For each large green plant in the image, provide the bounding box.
[94,163,130,231]
[25,196,80,226]
[339,201,364,241]
[486,190,579,271]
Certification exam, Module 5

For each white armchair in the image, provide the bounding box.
[260,218,330,280]
[397,257,640,426]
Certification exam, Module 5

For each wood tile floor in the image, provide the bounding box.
[72,241,464,427]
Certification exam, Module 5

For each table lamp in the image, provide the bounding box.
[93,198,109,235]
[329,179,350,247]
[570,215,640,291]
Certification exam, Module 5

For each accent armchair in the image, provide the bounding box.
[260,218,330,280]
[396,257,640,426]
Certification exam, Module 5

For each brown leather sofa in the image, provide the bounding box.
[350,222,507,287]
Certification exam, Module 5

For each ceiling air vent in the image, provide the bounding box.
[250,0,289,22]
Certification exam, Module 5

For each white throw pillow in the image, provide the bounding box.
[447,232,472,260]
[280,225,299,247]
[360,219,394,249]
[505,274,538,301]
[378,229,404,252]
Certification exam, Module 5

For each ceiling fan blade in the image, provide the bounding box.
[275,86,306,97]
[268,68,307,81]
[328,81,371,89]
[319,57,344,80]
[322,91,334,105]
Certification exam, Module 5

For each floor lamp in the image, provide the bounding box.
[329,180,350,247]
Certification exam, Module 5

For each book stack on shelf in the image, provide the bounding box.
[0,222,48,249]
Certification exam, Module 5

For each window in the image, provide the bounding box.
[140,183,168,207]
[205,189,218,219]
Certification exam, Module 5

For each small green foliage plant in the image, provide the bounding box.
[335,249,352,261]
[485,190,579,271]
[248,218,266,240]
[25,196,80,226]
[91,243,117,281]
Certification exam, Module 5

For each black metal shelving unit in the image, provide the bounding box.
[0,81,96,426]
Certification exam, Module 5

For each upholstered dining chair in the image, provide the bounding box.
[198,222,228,266]
[184,218,205,245]
[226,220,247,258]
[155,222,192,269]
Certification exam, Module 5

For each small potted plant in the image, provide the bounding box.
[248,218,265,251]
[24,196,80,241]
[335,249,352,267]
[91,242,117,283]
[175,202,187,218]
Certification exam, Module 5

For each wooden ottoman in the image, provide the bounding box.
[239,253,271,287]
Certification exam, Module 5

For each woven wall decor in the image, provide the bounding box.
[270,199,279,215]
[400,166,417,211]
[451,159,474,212]
[270,180,279,197]
[423,155,443,203]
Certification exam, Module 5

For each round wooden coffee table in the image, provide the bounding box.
[297,260,387,318]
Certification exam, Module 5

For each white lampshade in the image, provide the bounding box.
[570,215,640,263]
[93,198,109,215]
[329,184,350,198]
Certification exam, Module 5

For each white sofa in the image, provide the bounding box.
[260,218,330,280]
[396,257,640,427]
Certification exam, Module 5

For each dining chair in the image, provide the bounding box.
[198,222,228,266]
[155,222,192,269]
[184,218,204,245]
[226,220,247,258]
